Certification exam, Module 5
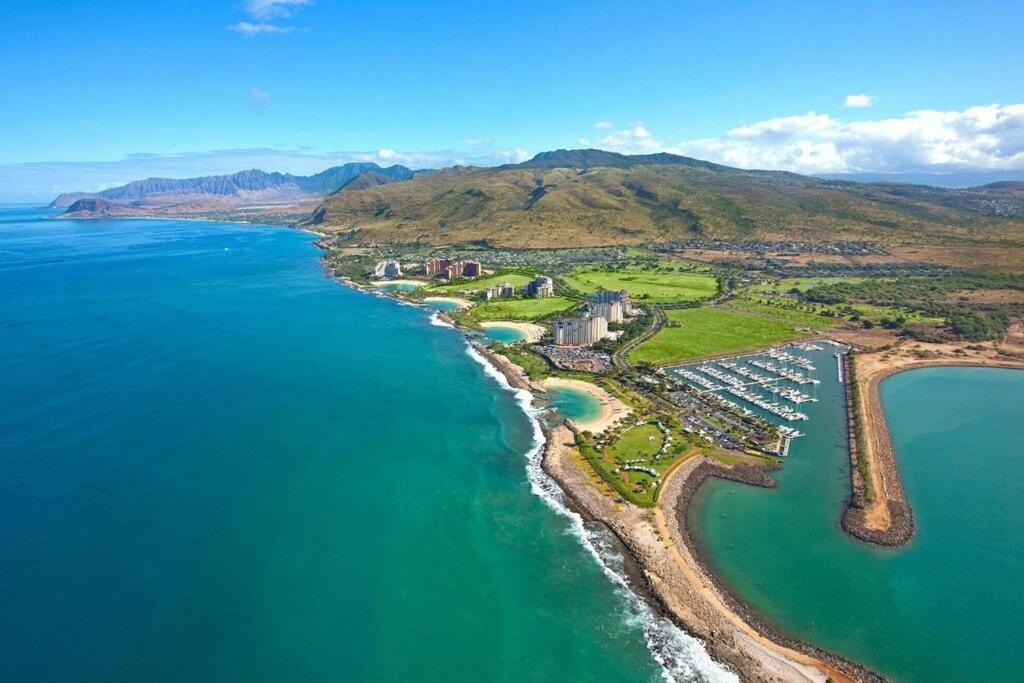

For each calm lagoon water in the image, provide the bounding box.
[694,355,1024,682]
[546,386,602,424]
[424,298,462,312]
[484,324,526,343]
[0,208,733,683]
[376,281,419,292]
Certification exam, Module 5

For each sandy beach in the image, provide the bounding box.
[479,320,546,343]
[423,296,474,309]
[372,279,428,287]
[540,426,874,683]
[541,377,630,434]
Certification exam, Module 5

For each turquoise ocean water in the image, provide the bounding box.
[694,353,1024,681]
[0,209,733,683]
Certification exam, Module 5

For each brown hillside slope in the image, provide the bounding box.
[310,151,1024,251]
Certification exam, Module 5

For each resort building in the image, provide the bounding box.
[552,315,608,346]
[424,258,483,280]
[372,259,402,279]
[593,289,631,310]
[524,275,554,298]
[589,300,624,323]
[423,257,447,277]
[483,282,515,300]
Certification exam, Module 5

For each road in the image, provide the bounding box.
[613,306,665,371]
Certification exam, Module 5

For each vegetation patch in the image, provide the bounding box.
[579,417,693,507]
[425,271,536,293]
[467,296,577,321]
[563,264,718,302]
[629,307,803,365]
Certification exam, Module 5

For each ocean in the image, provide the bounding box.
[0,208,733,682]
[693,352,1024,681]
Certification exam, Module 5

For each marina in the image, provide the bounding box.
[665,342,850,439]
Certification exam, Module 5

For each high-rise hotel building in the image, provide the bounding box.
[552,316,608,346]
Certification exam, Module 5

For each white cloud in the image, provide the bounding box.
[250,88,272,105]
[844,93,877,108]
[593,121,614,129]
[245,0,311,20]
[595,125,661,154]
[229,0,310,35]
[228,21,296,36]
[595,104,1024,174]
[463,137,493,146]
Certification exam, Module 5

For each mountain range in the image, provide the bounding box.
[309,149,1024,248]
[53,163,414,213]
[54,150,1024,262]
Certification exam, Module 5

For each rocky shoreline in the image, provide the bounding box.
[337,276,888,680]
[674,462,885,683]
[840,353,916,546]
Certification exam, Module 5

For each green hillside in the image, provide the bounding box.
[309,150,1024,249]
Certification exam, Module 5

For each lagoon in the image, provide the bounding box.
[693,360,1024,682]
[546,385,603,425]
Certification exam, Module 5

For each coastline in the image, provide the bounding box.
[541,426,880,683]
[540,377,631,434]
[842,340,1024,547]
[467,337,874,682]
[341,271,883,681]
[423,295,473,310]
[478,320,546,343]
[312,237,1021,679]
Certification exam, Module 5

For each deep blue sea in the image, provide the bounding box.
[0,208,733,682]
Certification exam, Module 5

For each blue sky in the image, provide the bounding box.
[1,0,1023,200]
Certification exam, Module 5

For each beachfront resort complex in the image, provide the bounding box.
[372,259,402,279]
[423,257,482,280]
[549,290,631,346]
[552,315,609,346]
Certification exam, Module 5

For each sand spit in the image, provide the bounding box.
[843,338,1024,547]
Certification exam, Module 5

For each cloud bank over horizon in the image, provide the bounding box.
[3,103,1024,202]
[597,103,1024,175]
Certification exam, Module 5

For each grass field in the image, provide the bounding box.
[468,296,577,321]
[725,299,839,329]
[629,307,804,365]
[609,423,664,461]
[425,271,535,293]
[563,265,717,302]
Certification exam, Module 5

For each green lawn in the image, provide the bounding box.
[629,307,805,365]
[725,299,839,329]
[563,265,717,302]
[609,424,664,461]
[425,271,536,293]
[468,296,577,321]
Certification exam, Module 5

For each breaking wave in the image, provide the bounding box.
[465,345,738,683]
